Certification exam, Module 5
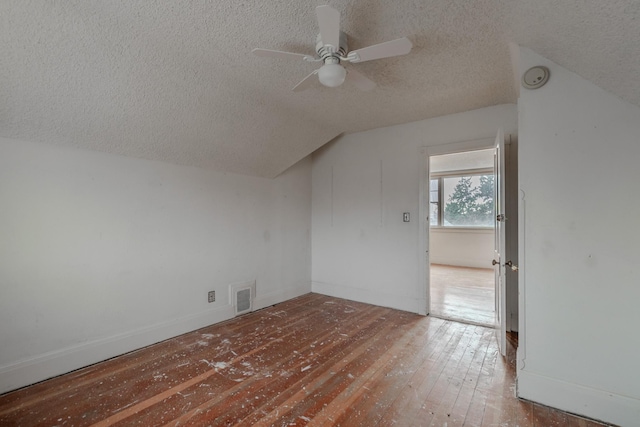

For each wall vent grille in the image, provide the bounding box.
[230,281,255,316]
[236,288,251,313]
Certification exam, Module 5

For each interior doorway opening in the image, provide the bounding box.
[428,148,496,326]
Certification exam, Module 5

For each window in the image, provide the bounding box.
[430,172,494,228]
[429,178,440,226]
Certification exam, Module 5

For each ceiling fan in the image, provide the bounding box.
[252,5,413,92]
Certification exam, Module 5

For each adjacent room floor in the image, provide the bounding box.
[0,294,605,426]
[430,264,496,326]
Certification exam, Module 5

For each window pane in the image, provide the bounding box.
[430,178,439,193]
[429,179,439,226]
[443,175,494,227]
[430,202,439,226]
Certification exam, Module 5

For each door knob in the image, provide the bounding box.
[493,259,518,270]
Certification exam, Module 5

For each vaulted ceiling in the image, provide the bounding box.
[2,1,639,178]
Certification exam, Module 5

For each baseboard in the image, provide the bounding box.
[0,305,234,395]
[311,281,425,314]
[0,283,314,395]
[430,257,490,269]
[517,369,640,426]
[253,282,311,311]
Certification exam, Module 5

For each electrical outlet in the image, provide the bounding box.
[208,291,215,303]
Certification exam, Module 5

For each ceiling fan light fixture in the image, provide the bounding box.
[318,63,346,87]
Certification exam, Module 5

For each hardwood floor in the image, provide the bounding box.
[430,264,495,326]
[0,294,608,426]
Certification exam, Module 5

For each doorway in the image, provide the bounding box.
[420,134,519,353]
[428,148,497,326]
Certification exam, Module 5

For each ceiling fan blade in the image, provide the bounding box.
[347,37,413,63]
[252,48,310,60]
[292,70,319,92]
[316,5,340,51]
[346,68,376,91]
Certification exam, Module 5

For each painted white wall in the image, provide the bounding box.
[429,228,494,268]
[311,104,517,314]
[430,148,494,173]
[517,48,640,426]
[0,137,312,394]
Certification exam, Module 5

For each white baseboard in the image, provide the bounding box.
[0,305,234,395]
[253,282,311,311]
[311,281,425,315]
[517,369,640,426]
[430,257,490,269]
[0,283,314,395]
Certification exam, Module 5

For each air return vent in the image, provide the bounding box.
[236,288,251,313]
[229,281,255,316]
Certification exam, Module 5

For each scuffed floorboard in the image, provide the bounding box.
[0,293,607,426]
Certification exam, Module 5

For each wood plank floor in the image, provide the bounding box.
[430,264,495,326]
[0,293,609,427]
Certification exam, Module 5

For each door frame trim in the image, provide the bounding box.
[420,137,496,317]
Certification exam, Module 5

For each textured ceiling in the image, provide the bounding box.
[2,1,639,178]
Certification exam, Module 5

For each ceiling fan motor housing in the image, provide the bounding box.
[316,32,348,62]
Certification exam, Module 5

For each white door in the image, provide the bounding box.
[494,129,507,356]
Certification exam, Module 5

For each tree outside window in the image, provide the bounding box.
[431,174,494,228]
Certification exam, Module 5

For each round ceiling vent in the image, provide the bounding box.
[522,66,550,90]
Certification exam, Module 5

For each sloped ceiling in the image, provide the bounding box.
[1,1,639,178]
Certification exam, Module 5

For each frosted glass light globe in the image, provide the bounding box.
[318,63,346,87]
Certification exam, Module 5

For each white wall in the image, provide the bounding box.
[517,48,640,426]
[429,228,494,268]
[311,105,517,314]
[0,138,312,394]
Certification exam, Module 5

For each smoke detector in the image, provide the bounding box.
[522,66,550,90]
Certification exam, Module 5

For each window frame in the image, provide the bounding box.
[429,167,495,230]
